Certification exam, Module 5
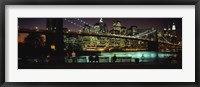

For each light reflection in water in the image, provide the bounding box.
[77,51,177,63]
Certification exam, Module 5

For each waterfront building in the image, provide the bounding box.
[92,18,108,34]
[111,21,121,34]
[113,21,121,31]
[83,24,91,33]
[121,26,127,35]
[163,22,177,44]
[171,22,177,44]
[126,26,138,36]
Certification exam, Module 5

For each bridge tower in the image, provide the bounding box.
[148,30,158,51]
[46,18,65,64]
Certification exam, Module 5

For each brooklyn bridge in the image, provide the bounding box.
[18,27,181,52]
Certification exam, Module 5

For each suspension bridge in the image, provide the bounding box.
[18,18,181,52]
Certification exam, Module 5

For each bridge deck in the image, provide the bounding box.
[18,29,181,46]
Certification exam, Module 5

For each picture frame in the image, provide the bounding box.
[0,0,199,87]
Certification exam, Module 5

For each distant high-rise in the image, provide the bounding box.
[110,21,121,35]
[83,24,91,33]
[93,23,101,33]
[171,22,177,44]
[172,22,176,30]
[121,26,127,35]
[168,27,171,36]
[93,18,108,34]
[113,21,121,32]
[126,26,138,36]
[163,22,177,44]
[172,22,176,36]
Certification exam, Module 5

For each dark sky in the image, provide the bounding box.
[18,18,182,41]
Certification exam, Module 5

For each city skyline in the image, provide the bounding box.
[18,18,182,32]
[18,18,182,69]
[18,18,182,43]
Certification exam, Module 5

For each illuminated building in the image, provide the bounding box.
[127,26,138,36]
[60,20,180,52]
[63,28,84,51]
[171,22,177,44]
[92,18,108,34]
[93,23,101,33]
[109,21,123,47]
[109,21,121,35]
[113,21,122,32]
[163,22,177,44]
[83,24,91,33]
[171,22,176,36]
[121,26,126,35]
[92,18,108,46]
[110,29,120,35]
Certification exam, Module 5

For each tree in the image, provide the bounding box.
[24,33,46,62]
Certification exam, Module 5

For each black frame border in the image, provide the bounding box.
[0,0,200,87]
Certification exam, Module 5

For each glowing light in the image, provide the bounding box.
[51,45,56,50]
[35,27,39,31]
[100,18,103,22]
[172,22,176,30]
[47,55,50,58]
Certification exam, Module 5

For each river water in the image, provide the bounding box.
[77,51,179,63]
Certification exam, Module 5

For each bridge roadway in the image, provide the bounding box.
[18,29,180,46]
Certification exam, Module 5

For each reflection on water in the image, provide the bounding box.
[78,51,178,63]
[100,51,177,58]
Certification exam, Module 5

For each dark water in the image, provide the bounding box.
[77,51,179,63]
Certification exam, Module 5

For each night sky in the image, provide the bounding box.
[18,18,182,42]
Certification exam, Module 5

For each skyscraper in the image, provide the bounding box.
[93,18,108,34]
[163,22,177,44]
[126,26,138,36]
[83,24,91,33]
[172,22,176,36]
[113,21,121,32]
[171,22,177,44]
